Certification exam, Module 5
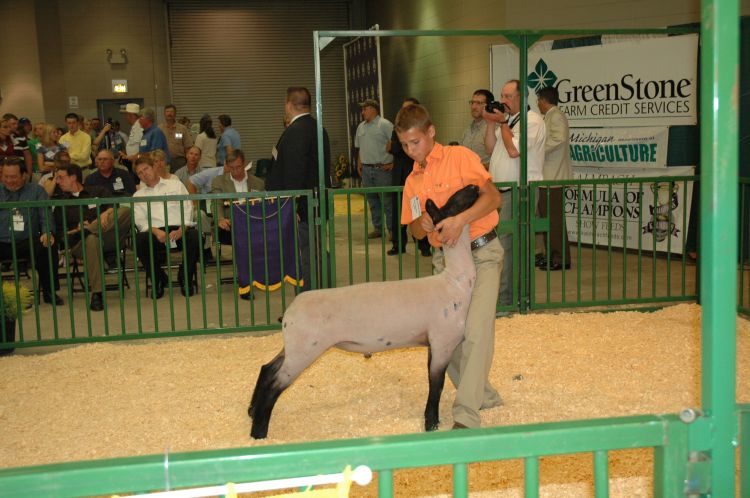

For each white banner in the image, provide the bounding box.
[569,127,669,168]
[564,166,695,254]
[491,34,698,126]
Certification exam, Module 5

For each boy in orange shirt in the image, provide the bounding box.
[396,104,504,429]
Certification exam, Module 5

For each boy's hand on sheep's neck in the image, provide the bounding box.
[436,213,468,248]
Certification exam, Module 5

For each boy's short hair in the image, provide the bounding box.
[394,104,433,134]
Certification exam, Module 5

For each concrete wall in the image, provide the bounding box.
[365,0,750,144]
[0,1,46,123]
[0,0,170,127]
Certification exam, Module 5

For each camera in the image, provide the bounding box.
[485,101,506,114]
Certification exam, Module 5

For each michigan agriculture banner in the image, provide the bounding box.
[564,166,695,254]
[569,127,669,168]
[491,35,698,126]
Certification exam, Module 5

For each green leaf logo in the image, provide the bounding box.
[528,59,557,92]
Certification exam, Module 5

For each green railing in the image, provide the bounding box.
[0,413,691,497]
[325,182,517,316]
[0,191,313,350]
[529,175,699,310]
[1,175,705,352]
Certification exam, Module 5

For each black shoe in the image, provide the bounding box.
[104,254,118,270]
[546,262,571,271]
[240,291,254,301]
[387,246,407,256]
[181,283,196,297]
[534,253,546,268]
[90,292,103,312]
[149,275,165,299]
[43,292,63,305]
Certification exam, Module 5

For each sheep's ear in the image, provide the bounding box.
[424,199,442,225]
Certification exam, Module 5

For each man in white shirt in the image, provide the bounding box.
[119,103,144,171]
[133,155,198,298]
[484,79,546,307]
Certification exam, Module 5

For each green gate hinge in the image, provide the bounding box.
[685,451,711,496]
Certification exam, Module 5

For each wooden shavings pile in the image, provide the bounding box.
[1,303,747,497]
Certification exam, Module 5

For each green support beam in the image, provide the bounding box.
[699,0,740,495]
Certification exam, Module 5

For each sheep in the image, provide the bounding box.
[248,185,480,439]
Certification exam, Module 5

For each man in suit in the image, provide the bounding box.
[536,86,572,271]
[210,148,265,245]
[265,86,331,292]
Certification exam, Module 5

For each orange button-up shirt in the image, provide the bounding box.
[401,143,498,247]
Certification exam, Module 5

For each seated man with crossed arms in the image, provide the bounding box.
[132,155,199,298]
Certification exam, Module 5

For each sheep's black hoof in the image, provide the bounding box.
[250,428,268,440]
[425,420,439,432]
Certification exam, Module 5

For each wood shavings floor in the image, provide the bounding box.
[1,303,747,497]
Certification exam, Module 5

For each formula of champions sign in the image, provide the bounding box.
[563,166,695,254]
[491,35,698,126]
[570,127,669,168]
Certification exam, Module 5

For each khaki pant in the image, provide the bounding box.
[70,207,131,293]
[433,237,503,428]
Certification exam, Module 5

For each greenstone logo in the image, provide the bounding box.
[527,59,557,92]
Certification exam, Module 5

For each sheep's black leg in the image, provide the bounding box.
[249,352,286,439]
[424,348,448,431]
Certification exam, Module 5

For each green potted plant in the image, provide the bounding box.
[1,282,33,356]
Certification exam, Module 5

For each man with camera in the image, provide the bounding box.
[483,79,545,308]
[460,90,494,169]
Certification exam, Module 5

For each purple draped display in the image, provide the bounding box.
[232,198,301,292]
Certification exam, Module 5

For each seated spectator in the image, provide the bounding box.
[84,149,136,196]
[0,157,61,304]
[39,150,72,197]
[132,155,199,298]
[1,114,33,176]
[36,123,66,175]
[19,118,40,175]
[210,149,264,246]
[0,118,20,164]
[142,149,178,187]
[174,146,204,186]
[53,164,131,311]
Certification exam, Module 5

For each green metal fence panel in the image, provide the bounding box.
[529,176,698,310]
[0,191,314,350]
[0,414,688,498]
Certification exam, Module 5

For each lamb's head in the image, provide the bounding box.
[425,184,479,226]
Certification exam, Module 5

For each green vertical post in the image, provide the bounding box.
[700,0,739,494]
[314,31,329,290]
[524,457,539,498]
[452,462,468,497]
